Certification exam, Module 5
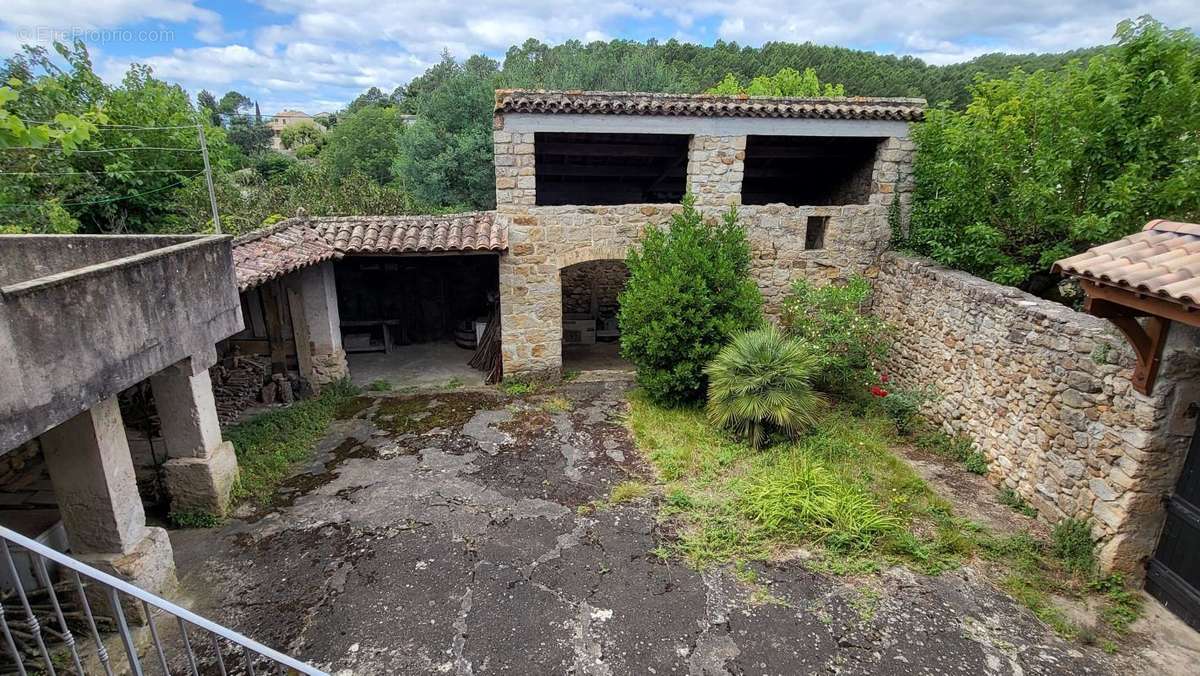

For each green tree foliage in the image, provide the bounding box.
[903,17,1200,292]
[196,89,220,126]
[780,277,890,397]
[226,116,271,157]
[321,105,405,184]
[395,54,498,209]
[707,67,846,96]
[499,39,679,92]
[397,121,494,208]
[1,41,233,233]
[279,120,325,151]
[619,197,763,406]
[217,91,252,117]
[705,325,824,448]
[345,86,392,114]
[171,163,418,234]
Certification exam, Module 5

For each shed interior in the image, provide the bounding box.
[741,135,882,206]
[535,132,690,206]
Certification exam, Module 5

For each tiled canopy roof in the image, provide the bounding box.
[311,213,504,254]
[232,212,504,290]
[1053,220,1200,310]
[494,89,926,121]
[232,220,338,291]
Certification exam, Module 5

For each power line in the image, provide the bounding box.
[17,119,202,131]
[0,168,203,177]
[0,146,203,154]
[0,178,198,209]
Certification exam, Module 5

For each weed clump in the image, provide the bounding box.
[1051,518,1097,577]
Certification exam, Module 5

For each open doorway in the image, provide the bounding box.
[561,260,633,374]
[334,254,499,388]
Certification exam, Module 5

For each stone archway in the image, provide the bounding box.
[499,241,635,380]
[560,257,632,374]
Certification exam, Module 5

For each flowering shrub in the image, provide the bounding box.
[780,277,890,397]
[875,379,936,436]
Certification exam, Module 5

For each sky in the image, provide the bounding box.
[3,1,1198,114]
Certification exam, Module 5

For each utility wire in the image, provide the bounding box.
[16,119,202,131]
[0,168,202,176]
[0,146,203,154]
[0,178,198,209]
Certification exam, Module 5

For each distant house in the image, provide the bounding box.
[268,110,319,150]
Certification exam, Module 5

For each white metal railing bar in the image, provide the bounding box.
[0,525,327,675]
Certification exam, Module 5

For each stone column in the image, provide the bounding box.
[493,115,536,207]
[150,353,239,517]
[40,397,177,596]
[287,261,348,385]
[687,135,745,208]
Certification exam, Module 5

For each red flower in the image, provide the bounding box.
[870,386,889,398]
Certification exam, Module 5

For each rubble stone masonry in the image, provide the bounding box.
[874,253,1200,575]
[494,114,915,378]
[491,108,1199,578]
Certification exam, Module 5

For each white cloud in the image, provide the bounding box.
[3,1,1198,113]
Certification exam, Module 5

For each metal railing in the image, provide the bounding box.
[0,526,327,676]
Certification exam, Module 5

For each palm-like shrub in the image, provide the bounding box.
[705,326,824,448]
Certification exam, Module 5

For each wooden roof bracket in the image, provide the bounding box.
[1083,285,1173,395]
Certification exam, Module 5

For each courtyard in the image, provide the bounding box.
[169,378,1193,675]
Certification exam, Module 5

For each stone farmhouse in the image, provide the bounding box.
[1,90,1198,633]
[267,109,319,150]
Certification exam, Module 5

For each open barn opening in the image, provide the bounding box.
[535,132,690,206]
[741,135,882,206]
[334,254,500,388]
[561,259,633,374]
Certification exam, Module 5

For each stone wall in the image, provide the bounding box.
[874,253,1200,574]
[494,114,915,378]
[688,135,746,206]
[562,260,629,317]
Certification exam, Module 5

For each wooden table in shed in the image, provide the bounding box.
[341,319,402,354]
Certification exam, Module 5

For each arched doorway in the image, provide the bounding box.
[560,259,632,374]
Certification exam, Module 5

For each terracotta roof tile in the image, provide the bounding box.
[231,212,505,290]
[310,212,504,254]
[495,89,926,122]
[231,220,339,291]
[1053,220,1200,310]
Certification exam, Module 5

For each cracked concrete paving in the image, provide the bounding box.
[172,379,1128,675]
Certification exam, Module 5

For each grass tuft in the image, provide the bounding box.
[917,430,988,475]
[501,378,537,396]
[998,488,1038,517]
[225,379,359,506]
[627,388,1142,645]
[366,378,393,392]
[169,509,222,529]
[1051,518,1097,578]
[542,396,573,413]
[609,480,651,504]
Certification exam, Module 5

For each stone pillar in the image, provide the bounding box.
[287,261,348,385]
[498,222,562,381]
[40,397,177,596]
[150,354,239,516]
[493,115,536,207]
[687,135,745,207]
[870,136,916,230]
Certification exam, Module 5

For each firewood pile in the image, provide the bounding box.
[468,308,502,384]
[210,354,271,423]
[0,580,115,674]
